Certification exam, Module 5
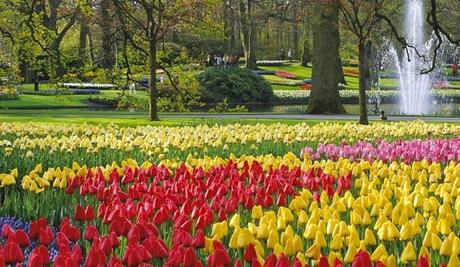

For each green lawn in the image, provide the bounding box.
[0,90,150,109]
[0,109,345,127]
[260,63,399,90]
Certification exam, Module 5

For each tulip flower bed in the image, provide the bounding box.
[1,121,460,266]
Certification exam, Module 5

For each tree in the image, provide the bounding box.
[339,0,387,124]
[112,0,207,121]
[307,0,345,114]
[239,0,257,69]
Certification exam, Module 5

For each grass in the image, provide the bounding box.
[0,109,347,127]
[0,90,151,109]
[260,63,399,90]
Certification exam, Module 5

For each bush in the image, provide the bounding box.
[208,98,248,113]
[0,86,19,100]
[198,68,273,104]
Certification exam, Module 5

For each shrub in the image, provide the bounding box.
[0,86,19,100]
[198,67,274,103]
[208,98,248,113]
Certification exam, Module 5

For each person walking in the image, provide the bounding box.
[280,49,285,61]
[288,48,293,62]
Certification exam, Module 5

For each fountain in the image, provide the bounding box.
[398,0,433,114]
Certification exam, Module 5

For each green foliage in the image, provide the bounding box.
[209,98,248,113]
[198,67,274,103]
[157,43,190,66]
[157,67,203,111]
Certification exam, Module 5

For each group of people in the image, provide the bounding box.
[206,54,239,68]
[280,48,294,61]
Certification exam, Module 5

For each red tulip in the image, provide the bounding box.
[28,218,47,239]
[100,237,113,255]
[166,245,184,267]
[122,245,144,267]
[85,245,106,267]
[12,230,30,247]
[74,204,86,221]
[244,244,257,263]
[252,258,262,267]
[28,246,50,267]
[352,250,371,267]
[84,225,99,241]
[207,247,231,267]
[292,259,304,267]
[0,254,4,267]
[234,259,243,267]
[333,258,343,267]
[1,225,14,239]
[149,238,169,258]
[276,254,290,267]
[109,231,120,248]
[375,261,386,267]
[71,244,82,264]
[56,232,70,251]
[27,253,44,267]
[417,255,429,267]
[3,242,24,264]
[61,224,81,242]
[108,256,123,267]
[85,205,95,221]
[183,247,197,267]
[264,254,277,267]
[318,256,330,267]
[39,226,53,246]
[127,224,141,245]
[192,229,205,248]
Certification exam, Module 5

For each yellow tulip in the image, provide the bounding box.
[364,229,376,246]
[273,243,284,257]
[314,231,327,248]
[401,241,416,263]
[441,237,453,256]
[303,224,319,240]
[236,228,253,248]
[211,221,228,239]
[305,243,321,260]
[330,235,343,250]
[371,244,388,262]
[432,233,443,250]
[448,253,460,267]
[1,174,15,187]
[257,223,269,239]
[267,229,279,249]
[344,245,357,263]
[251,205,263,220]
[229,213,240,228]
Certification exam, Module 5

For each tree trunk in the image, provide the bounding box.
[149,33,159,121]
[291,7,299,59]
[239,0,257,69]
[301,38,310,67]
[307,0,345,114]
[78,22,89,69]
[358,42,369,125]
[337,56,347,85]
[100,0,115,69]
